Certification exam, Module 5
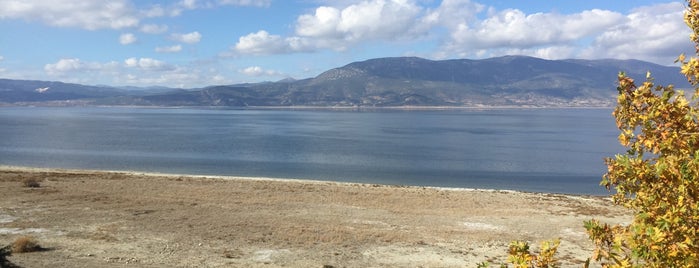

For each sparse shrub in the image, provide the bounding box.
[477,239,560,268]
[11,236,41,253]
[22,178,41,188]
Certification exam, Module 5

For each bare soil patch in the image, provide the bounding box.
[0,166,630,267]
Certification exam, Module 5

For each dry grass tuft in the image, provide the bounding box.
[11,236,42,253]
[22,178,41,188]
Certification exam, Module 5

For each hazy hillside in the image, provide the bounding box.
[0,56,689,107]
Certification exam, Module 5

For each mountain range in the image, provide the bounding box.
[0,55,690,107]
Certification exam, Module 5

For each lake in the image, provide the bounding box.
[0,107,623,195]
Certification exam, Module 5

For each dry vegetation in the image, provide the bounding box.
[10,236,41,253]
[0,166,631,267]
[21,178,40,188]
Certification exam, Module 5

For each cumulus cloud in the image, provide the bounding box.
[44,58,88,74]
[0,0,270,31]
[421,0,485,29]
[218,0,271,7]
[166,0,270,17]
[179,0,198,9]
[239,66,283,77]
[41,57,208,88]
[581,2,692,64]
[232,0,426,55]
[140,24,168,34]
[44,58,104,75]
[0,0,139,30]
[296,0,423,42]
[234,31,295,55]
[121,71,199,88]
[441,8,625,56]
[155,45,183,53]
[141,4,166,17]
[178,0,271,9]
[171,31,202,44]
[124,57,174,71]
[119,33,137,45]
[227,0,689,65]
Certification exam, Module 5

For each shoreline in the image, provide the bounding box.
[0,165,606,198]
[0,166,630,267]
[0,104,615,110]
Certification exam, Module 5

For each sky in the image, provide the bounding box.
[0,0,694,88]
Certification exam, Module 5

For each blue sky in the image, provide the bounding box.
[0,0,693,88]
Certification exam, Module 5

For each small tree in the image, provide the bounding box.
[585,0,699,267]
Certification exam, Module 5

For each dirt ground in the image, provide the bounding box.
[0,166,631,267]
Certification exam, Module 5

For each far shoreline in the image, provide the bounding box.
[0,103,615,110]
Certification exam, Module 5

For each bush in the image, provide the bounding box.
[11,236,42,253]
[477,239,561,268]
[485,2,699,266]
[22,178,41,188]
[584,1,699,266]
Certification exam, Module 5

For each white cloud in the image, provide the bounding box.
[171,31,202,44]
[421,0,485,30]
[432,1,691,63]
[239,66,283,77]
[155,45,183,53]
[142,4,166,17]
[234,30,294,55]
[240,66,265,76]
[42,57,208,88]
[121,71,199,88]
[226,1,689,65]
[0,0,139,30]
[140,24,168,34]
[210,74,231,84]
[176,0,271,9]
[581,2,692,64]
[442,8,625,55]
[124,57,174,71]
[0,0,270,31]
[0,55,3,61]
[233,0,426,55]
[44,58,88,74]
[295,6,342,39]
[217,0,271,7]
[119,33,137,45]
[44,58,100,74]
[166,0,270,17]
[180,0,198,9]
[296,0,423,42]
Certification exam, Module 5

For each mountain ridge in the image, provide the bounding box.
[0,55,689,107]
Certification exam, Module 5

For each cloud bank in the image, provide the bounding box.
[231,0,691,65]
[0,0,139,30]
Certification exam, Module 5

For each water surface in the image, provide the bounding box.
[0,107,622,195]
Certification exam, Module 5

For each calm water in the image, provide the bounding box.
[0,107,622,195]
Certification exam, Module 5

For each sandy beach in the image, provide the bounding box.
[0,166,630,267]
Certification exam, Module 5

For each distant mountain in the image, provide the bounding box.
[0,56,690,107]
[0,79,126,103]
[0,79,188,105]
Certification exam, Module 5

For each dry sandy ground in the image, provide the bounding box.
[0,166,631,267]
